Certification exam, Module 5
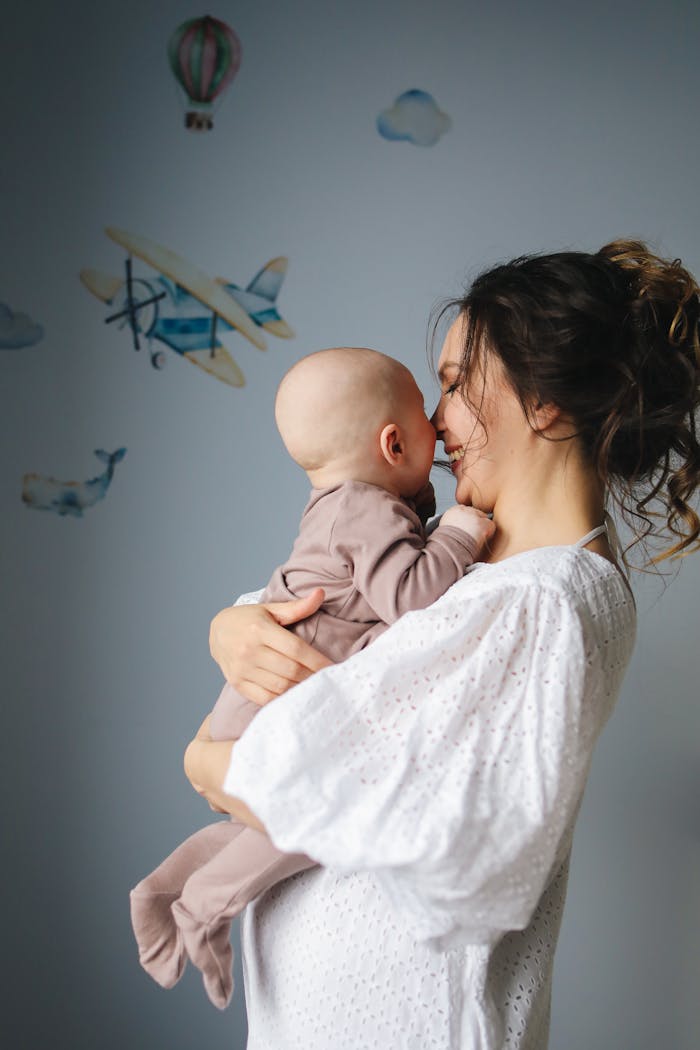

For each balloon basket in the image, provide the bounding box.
[185,111,213,131]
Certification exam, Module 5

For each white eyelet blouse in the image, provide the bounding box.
[224,542,636,1049]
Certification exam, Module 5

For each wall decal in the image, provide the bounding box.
[80,228,294,389]
[22,449,127,518]
[377,89,451,147]
[0,301,44,349]
[168,15,242,131]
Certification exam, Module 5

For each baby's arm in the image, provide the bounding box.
[332,488,494,623]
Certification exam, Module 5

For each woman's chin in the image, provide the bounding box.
[456,483,491,513]
[453,474,471,504]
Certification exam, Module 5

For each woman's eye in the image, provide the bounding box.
[445,381,459,396]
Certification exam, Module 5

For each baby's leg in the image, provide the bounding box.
[172,829,315,1009]
[130,821,246,989]
[209,682,259,740]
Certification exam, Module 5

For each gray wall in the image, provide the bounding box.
[1,2,698,1047]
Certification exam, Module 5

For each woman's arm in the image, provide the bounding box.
[220,575,623,945]
[184,588,333,824]
[184,715,265,830]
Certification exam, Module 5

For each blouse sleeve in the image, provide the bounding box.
[223,572,605,945]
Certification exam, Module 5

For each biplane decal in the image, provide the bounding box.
[80,229,294,388]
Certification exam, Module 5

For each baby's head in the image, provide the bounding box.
[274,347,436,498]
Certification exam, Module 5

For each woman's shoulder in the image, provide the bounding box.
[415,546,636,718]
[461,544,629,597]
[441,545,636,642]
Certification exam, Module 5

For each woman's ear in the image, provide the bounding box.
[529,401,562,433]
[379,423,404,465]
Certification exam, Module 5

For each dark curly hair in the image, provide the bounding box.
[433,240,700,565]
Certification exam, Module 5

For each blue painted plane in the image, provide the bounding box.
[80,228,294,388]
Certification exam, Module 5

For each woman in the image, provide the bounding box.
[185,240,700,1049]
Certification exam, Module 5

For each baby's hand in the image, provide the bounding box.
[440,505,496,547]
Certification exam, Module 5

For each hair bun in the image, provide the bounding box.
[598,239,700,348]
[595,240,700,559]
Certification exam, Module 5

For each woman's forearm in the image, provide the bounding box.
[184,732,265,832]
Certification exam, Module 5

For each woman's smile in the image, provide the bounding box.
[445,444,467,474]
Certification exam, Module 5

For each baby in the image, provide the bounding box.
[130,347,494,1008]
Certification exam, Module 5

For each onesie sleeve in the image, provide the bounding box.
[224,571,607,945]
[330,485,480,623]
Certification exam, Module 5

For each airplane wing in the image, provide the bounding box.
[245,257,288,301]
[79,269,124,304]
[185,346,245,388]
[105,228,267,350]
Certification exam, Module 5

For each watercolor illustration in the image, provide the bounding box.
[377,89,451,147]
[22,449,127,518]
[0,301,44,349]
[80,228,294,389]
[168,15,242,131]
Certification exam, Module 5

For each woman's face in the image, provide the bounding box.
[431,318,531,510]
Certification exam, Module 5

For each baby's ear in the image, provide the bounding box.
[379,423,403,465]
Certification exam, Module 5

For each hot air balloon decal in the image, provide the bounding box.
[168,15,242,131]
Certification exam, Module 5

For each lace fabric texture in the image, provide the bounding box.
[228,547,636,1049]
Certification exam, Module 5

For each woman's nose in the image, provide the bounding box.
[430,397,444,432]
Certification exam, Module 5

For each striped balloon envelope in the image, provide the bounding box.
[168,15,242,131]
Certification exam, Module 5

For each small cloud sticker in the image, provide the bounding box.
[0,301,44,349]
[377,89,451,147]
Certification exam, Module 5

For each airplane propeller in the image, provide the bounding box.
[103,255,167,365]
[209,311,218,357]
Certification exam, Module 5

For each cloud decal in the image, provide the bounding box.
[377,89,451,147]
[0,301,44,349]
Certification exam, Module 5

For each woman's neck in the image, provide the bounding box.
[484,448,609,564]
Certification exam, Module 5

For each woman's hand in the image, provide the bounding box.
[184,715,264,829]
[209,588,333,706]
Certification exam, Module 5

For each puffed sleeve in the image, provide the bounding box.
[223,571,607,945]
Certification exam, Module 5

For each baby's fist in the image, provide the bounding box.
[440,505,496,547]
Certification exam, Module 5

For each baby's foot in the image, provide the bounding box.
[171,898,234,1010]
[129,821,243,991]
[130,884,185,989]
